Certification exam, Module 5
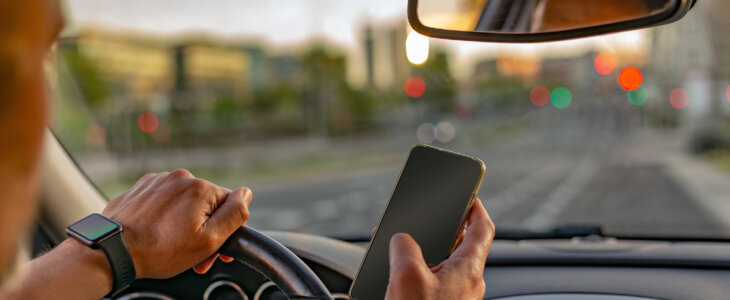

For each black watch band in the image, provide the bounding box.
[66,213,137,299]
[98,232,136,298]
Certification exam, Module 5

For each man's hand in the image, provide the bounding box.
[0,170,250,299]
[102,169,252,279]
[385,199,495,300]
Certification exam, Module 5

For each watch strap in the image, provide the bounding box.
[98,232,136,298]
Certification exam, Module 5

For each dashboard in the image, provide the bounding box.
[112,232,730,300]
[115,256,352,300]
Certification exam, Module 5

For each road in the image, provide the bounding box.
[243,109,730,239]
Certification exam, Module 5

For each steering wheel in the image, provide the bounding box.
[219,226,335,300]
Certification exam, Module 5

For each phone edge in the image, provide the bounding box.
[447,153,486,255]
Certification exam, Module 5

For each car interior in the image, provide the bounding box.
[24,0,730,299]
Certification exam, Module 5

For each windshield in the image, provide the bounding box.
[51,0,730,240]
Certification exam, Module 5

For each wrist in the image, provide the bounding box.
[60,238,114,295]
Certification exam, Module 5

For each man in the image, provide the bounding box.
[0,1,495,299]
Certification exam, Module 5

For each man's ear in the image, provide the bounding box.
[0,238,30,291]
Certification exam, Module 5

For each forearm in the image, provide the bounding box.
[0,239,113,300]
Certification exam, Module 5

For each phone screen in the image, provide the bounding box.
[349,145,485,300]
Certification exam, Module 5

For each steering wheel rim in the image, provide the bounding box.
[219,226,335,300]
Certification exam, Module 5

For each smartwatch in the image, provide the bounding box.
[66,213,136,298]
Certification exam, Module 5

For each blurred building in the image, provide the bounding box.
[267,54,304,85]
[649,0,719,124]
[57,30,254,112]
[496,56,541,82]
[540,53,594,87]
[472,60,498,81]
[55,26,388,142]
[175,43,251,98]
[361,21,411,90]
[244,45,266,94]
[58,31,174,102]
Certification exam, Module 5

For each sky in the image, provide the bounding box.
[65,0,408,48]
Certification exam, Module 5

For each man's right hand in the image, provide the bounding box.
[385,199,495,300]
[101,169,252,279]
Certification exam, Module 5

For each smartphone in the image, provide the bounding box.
[349,144,486,300]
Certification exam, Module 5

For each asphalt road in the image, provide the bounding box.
[245,110,730,239]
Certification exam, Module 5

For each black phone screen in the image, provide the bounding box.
[349,145,485,300]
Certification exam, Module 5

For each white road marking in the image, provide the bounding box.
[484,160,572,218]
[522,157,601,231]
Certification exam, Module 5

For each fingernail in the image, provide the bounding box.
[238,187,253,205]
[242,188,252,204]
[389,233,405,264]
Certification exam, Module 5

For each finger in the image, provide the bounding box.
[191,178,230,209]
[183,177,230,214]
[371,227,376,238]
[389,233,430,278]
[193,253,219,274]
[220,254,234,263]
[450,199,494,270]
[206,187,252,239]
[452,228,467,250]
[214,186,233,208]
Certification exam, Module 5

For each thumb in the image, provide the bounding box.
[206,187,252,239]
[389,233,429,278]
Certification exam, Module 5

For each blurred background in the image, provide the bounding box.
[50,0,730,239]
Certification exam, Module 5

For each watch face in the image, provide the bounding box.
[67,213,121,243]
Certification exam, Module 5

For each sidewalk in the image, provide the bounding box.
[74,127,418,193]
[666,153,730,235]
[620,128,730,234]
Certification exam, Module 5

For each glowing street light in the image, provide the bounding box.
[406,31,429,65]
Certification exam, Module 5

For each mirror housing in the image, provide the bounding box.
[408,0,696,43]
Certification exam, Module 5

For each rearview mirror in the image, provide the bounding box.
[408,0,695,43]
